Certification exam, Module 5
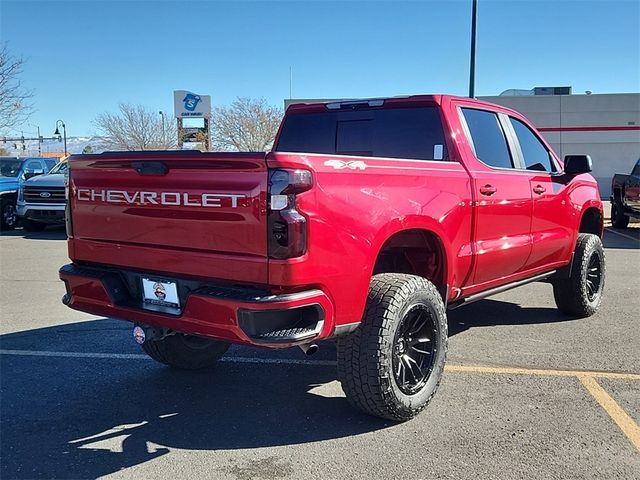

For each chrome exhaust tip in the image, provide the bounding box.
[299,343,319,356]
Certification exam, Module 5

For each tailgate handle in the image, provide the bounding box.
[132,161,169,175]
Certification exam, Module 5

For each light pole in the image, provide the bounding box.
[468,0,478,98]
[54,120,67,156]
[159,111,166,146]
[29,124,42,155]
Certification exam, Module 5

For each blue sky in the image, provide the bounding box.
[1,0,639,137]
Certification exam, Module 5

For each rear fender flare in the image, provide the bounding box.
[366,216,453,290]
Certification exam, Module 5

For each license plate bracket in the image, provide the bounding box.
[141,278,180,311]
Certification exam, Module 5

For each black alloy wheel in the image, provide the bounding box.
[392,305,437,395]
[586,253,603,302]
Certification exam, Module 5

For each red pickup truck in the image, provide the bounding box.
[60,95,605,421]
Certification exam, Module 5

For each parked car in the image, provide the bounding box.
[610,158,640,228]
[0,157,58,230]
[60,95,604,421]
[17,159,68,231]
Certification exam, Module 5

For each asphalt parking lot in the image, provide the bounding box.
[1,223,639,479]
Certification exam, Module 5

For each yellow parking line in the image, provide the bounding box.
[446,364,640,381]
[578,375,640,453]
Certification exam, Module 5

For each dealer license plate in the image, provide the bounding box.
[141,278,180,310]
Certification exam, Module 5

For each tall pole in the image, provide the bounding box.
[30,124,42,155]
[289,66,292,99]
[469,0,478,98]
[159,111,166,145]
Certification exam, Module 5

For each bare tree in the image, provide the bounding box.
[94,103,177,151]
[212,97,282,152]
[0,43,34,132]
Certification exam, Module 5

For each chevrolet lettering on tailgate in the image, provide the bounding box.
[76,189,246,208]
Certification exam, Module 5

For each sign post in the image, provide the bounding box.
[173,90,212,150]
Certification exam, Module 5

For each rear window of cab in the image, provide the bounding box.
[276,106,448,161]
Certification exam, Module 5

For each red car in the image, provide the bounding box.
[60,95,604,420]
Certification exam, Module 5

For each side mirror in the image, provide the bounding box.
[24,169,45,180]
[564,155,592,175]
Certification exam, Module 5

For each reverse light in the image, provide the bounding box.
[268,169,312,259]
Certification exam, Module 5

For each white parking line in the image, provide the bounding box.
[606,228,640,243]
[3,349,640,379]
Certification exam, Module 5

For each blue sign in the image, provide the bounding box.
[174,90,211,118]
[183,94,201,112]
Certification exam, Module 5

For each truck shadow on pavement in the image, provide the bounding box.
[0,320,390,479]
[447,299,571,336]
[1,297,583,479]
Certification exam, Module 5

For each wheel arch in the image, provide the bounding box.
[0,191,17,201]
[370,224,451,301]
[579,205,604,238]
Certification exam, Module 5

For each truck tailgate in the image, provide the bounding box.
[68,151,268,284]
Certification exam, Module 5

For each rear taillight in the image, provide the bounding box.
[268,169,312,259]
[64,169,73,237]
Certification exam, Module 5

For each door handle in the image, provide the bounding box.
[479,185,497,196]
[533,184,546,195]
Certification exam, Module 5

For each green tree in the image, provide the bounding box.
[82,145,93,154]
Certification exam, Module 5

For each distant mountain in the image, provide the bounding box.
[5,136,107,156]
[6,136,202,157]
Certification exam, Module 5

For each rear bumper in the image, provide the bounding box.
[59,263,335,348]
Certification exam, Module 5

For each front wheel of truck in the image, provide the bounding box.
[336,273,447,421]
[142,333,230,370]
[552,233,605,317]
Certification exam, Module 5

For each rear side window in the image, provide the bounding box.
[510,117,556,172]
[461,108,513,169]
[276,106,448,161]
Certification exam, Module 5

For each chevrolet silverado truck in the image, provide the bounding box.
[59,95,605,421]
[610,158,640,228]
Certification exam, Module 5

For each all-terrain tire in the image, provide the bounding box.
[142,333,230,370]
[552,233,605,317]
[1,198,17,231]
[336,273,447,421]
[611,200,630,229]
[22,219,46,232]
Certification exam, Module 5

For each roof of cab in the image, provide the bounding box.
[284,94,525,118]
